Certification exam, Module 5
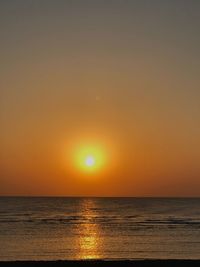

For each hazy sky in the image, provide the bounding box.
[1,0,200,196]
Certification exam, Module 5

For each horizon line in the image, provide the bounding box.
[0,195,199,198]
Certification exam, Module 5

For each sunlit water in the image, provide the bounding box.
[0,197,199,261]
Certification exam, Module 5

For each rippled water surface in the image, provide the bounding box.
[0,197,199,260]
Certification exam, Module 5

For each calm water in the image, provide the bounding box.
[0,197,199,261]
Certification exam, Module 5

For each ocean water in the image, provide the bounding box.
[0,197,199,261]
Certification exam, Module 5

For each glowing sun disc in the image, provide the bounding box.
[73,144,106,173]
[85,156,95,167]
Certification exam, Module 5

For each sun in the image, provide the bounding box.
[85,156,95,167]
[73,144,106,173]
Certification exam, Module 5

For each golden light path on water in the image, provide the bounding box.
[77,199,102,259]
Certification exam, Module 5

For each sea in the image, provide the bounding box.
[0,197,199,261]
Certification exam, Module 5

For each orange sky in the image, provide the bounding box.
[0,1,200,196]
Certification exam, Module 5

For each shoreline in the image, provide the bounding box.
[0,260,200,266]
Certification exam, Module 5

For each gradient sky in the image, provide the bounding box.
[1,0,200,196]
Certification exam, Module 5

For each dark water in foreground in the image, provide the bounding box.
[0,197,199,261]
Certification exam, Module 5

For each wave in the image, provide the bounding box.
[0,215,199,229]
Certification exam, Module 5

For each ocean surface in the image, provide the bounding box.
[0,197,199,261]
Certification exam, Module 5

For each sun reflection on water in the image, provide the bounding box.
[77,199,102,260]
